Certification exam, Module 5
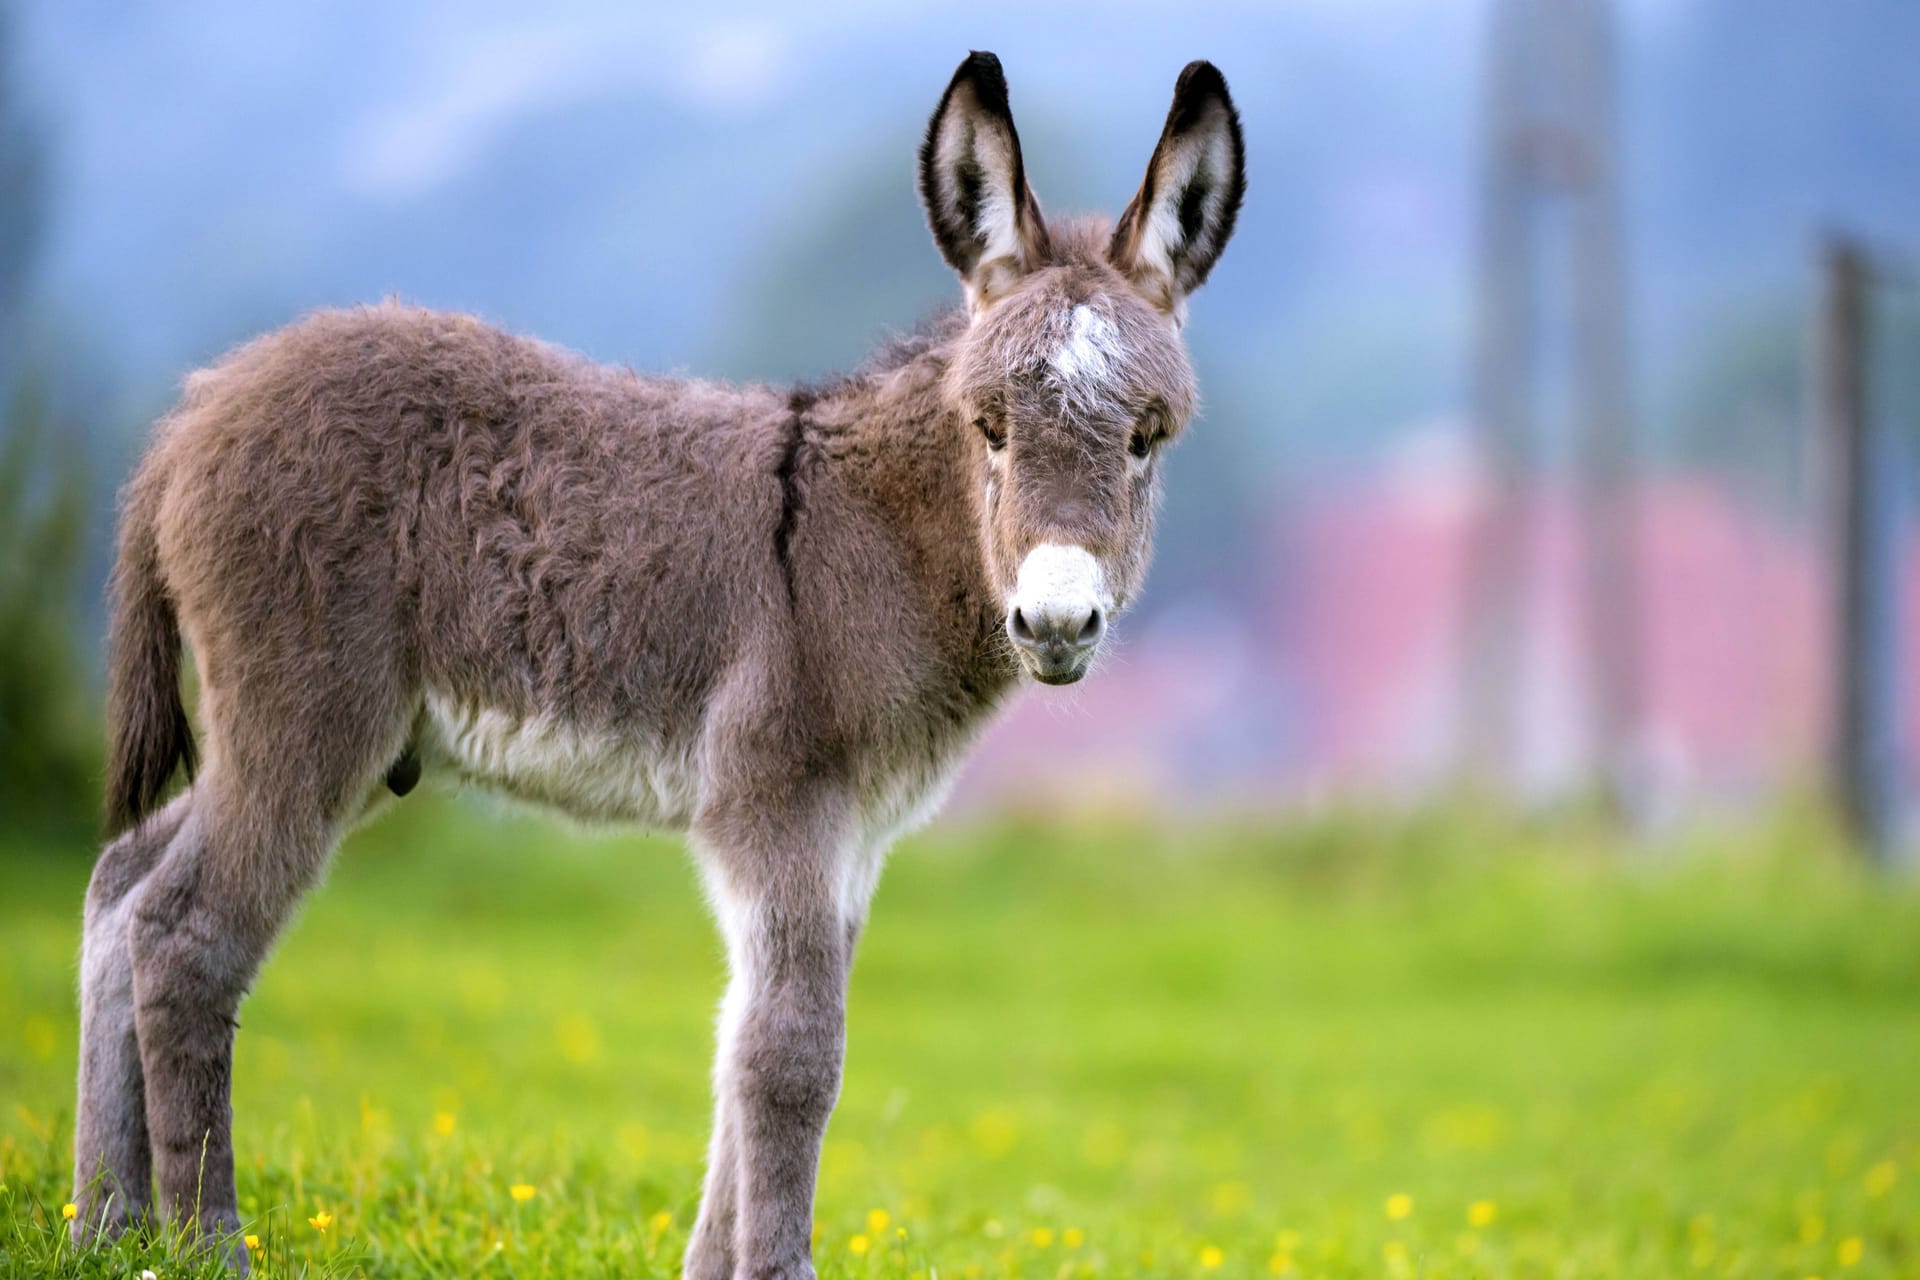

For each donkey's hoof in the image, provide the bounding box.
[67,1196,139,1248]
[682,1245,733,1280]
[194,1218,252,1274]
[741,1262,816,1280]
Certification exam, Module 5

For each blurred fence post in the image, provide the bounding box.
[1816,235,1898,859]
[1462,0,1534,785]
[1462,0,1638,808]
[1569,0,1639,814]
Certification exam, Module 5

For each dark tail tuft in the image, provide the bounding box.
[103,475,195,837]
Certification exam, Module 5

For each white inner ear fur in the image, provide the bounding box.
[936,107,1027,314]
[968,129,1023,265]
[1010,543,1112,619]
[1136,109,1236,317]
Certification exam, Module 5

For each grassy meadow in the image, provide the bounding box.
[2,798,1918,1278]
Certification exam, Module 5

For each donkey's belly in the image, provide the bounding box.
[419,693,701,829]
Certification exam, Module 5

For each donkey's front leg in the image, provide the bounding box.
[693,859,851,1279]
[684,988,745,1280]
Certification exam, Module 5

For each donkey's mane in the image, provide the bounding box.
[865,306,969,377]
[788,305,968,413]
[796,218,1117,405]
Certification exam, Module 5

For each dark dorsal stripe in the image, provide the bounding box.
[773,391,814,607]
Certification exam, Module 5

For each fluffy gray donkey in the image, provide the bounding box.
[73,51,1244,1278]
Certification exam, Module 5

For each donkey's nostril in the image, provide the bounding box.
[1007,600,1103,657]
[1007,545,1109,676]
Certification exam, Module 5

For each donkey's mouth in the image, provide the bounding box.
[1020,655,1092,686]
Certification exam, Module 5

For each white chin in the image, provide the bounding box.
[1025,659,1089,686]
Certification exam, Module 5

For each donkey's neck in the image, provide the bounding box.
[799,334,1017,713]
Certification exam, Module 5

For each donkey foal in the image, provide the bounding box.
[73,52,1244,1277]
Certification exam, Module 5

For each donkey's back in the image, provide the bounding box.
[128,303,792,827]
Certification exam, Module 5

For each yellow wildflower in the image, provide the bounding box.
[650,1210,673,1234]
[849,1233,871,1255]
[244,1234,260,1250]
[1865,1161,1897,1197]
[1211,1180,1251,1215]
[1031,1227,1055,1247]
[867,1208,890,1234]
[60,1203,77,1221]
[309,1210,333,1231]
[1468,1199,1497,1227]
[509,1184,537,1202]
[969,1109,1020,1156]
[1199,1244,1225,1269]
[1386,1192,1413,1220]
[1268,1252,1294,1275]
[554,1012,601,1065]
[1837,1237,1864,1267]
[1063,1227,1085,1248]
[432,1111,456,1136]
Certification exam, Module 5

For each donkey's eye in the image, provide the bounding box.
[975,413,1007,452]
[1129,410,1168,460]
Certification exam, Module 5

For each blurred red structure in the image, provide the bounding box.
[961,444,1856,819]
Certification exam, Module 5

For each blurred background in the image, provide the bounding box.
[1,0,1918,845]
[4,7,1919,1275]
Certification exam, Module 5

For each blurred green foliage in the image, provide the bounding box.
[0,3,99,840]
[1669,289,1920,517]
[3,803,1916,1277]
[0,385,99,837]
[1669,300,1807,514]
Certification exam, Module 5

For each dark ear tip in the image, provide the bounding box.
[954,50,1010,108]
[1166,60,1240,144]
[1173,59,1232,105]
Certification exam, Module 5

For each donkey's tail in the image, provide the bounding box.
[104,469,196,837]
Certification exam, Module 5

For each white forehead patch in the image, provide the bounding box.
[1048,304,1123,390]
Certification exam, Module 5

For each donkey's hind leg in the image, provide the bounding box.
[127,648,403,1268]
[128,768,345,1269]
[71,792,194,1242]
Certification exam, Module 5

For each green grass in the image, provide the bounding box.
[3,798,1918,1277]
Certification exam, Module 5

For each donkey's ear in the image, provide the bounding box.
[919,51,1052,309]
[1109,61,1246,315]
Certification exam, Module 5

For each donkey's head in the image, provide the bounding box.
[920,52,1244,686]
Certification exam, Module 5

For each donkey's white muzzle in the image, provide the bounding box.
[1007,544,1111,685]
